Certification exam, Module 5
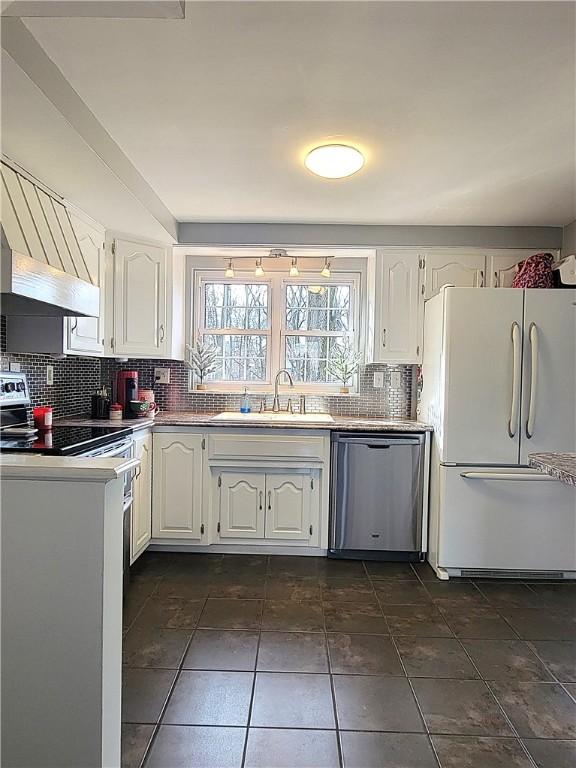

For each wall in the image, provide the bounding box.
[563,220,576,256]
[0,317,101,418]
[178,222,563,250]
[101,358,417,420]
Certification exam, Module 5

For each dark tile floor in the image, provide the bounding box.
[122,553,576,768]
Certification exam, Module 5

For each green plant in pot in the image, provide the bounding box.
[327,340,361,394]
[185,339,218,390]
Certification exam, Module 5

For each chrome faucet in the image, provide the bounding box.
[272,368,294,412]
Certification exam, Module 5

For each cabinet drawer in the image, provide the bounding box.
[208,433,326,463]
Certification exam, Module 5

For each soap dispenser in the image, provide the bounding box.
[240,387,251,414]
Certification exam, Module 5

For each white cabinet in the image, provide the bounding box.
[215,469,317,543]
[218,472,265,538]
[107,233,185,359]
[66,210,106,354]
[265,473,312,540]
[152,432,204,540]
[131,430,152,563]
[111,235,168,357]
[374,251,422,363]
[423,252,486,298]
[487,250,549,288]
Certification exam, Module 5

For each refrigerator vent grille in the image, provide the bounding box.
[460,569,565,580]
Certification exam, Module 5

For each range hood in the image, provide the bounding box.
[0,161,99,317]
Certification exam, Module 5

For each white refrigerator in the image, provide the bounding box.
[419,287,576,579]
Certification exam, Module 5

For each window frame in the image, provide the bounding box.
[191,265,363,394]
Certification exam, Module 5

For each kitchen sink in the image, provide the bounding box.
[211,411,334,423]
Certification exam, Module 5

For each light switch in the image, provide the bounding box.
[46,365,54,385]
[373,371,385,389]
[9,362,21,372]
[390,370,402,388]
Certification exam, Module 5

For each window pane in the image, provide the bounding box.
[204,283,268,330]
[284,283,351,333]
[203,334,267,381]
[285,335,345,383]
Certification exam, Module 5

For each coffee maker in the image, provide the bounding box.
[116,370,139,418]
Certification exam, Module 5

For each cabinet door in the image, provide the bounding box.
[424,253,486,298]
[131,432,152,563]
[376,251,422,363]
[66,213,105,354]
[152,433,203,539]
[265,473,312,540]
[113,236,167,357]
[219,472,265,538]
[487,250,542,288]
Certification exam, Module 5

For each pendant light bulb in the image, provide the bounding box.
[320,258,331,278]
[255,258,265,277]
[225,259,235,278]
[289,257,299,277]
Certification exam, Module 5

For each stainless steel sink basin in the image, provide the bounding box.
[211,411,334,423]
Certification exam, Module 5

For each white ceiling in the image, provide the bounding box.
[4,1,576,227]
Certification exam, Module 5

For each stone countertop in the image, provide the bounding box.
[152,411,433,431]
[54,416,155,431]
[56,412,432,432]
[528,453,576,487]
[0,454,139,481]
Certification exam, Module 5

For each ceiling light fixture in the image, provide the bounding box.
[255,258,265,277]
[225,259,235,278]
[289,257,299,277]
[320,257,331,278]
[304,144,365,179]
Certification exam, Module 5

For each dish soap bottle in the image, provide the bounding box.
[240,387,251,414]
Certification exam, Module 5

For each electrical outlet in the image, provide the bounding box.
[154,367,171,385]
[9,362,21,372]
[46,365,54,385]
[390,370,402,388]
[373,371,385,389]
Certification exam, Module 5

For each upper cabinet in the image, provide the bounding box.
[373,251,423,364]
[422,252,485,298]
[106,233,184,359]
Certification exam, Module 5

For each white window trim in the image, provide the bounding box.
[190,267,363,393]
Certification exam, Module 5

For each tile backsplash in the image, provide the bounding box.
[0,317,101,418]
[2,315,416,420]
[101,358,416,419]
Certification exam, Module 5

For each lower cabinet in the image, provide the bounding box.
[152,432,204,539]
[216,470,317,543]
[131,430,152,563]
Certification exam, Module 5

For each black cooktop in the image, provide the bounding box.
[0,425,133,456]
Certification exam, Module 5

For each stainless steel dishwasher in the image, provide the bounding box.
[329,432,426,560]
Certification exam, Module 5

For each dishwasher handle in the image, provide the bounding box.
[333,436,424,447]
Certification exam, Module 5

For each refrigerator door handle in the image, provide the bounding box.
[460,471,556,482]
[508,322,521,438]
[525,322,538,439]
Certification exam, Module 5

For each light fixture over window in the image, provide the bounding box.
[225,259,235,278]
[320,257,331,278]
[289,257,299,277]
[255,258,265,277]
[305,144,365,178]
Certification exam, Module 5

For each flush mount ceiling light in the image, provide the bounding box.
[304,144,365,179]
[225,259,235,278]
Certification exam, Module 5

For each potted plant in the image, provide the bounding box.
[185,339,218,390]
[327,341,361,394]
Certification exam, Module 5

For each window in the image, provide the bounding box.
[283,283,353,384]
[200,282,270,382]
[194,270,360,390]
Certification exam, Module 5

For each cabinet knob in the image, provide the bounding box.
[259,491,263,511]
[159,324,165,343]
[267,490,272,511]
[382,329,387,348]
